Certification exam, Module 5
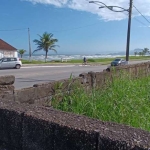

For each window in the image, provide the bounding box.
[3,58,8,62]
[2,58,17,62]
[10,58,17,61]
[114,59,121,61]
[7,58,11,62]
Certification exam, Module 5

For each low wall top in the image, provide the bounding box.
[0,75,15,85]
[0,99,150,150]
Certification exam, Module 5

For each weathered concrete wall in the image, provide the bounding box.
[0,75,15,101]
[0,99,150,150]
[2,61,149,106]
[13,77,83,106]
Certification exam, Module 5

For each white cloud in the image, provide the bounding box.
[23,0,150,21]
[24,0,68,7]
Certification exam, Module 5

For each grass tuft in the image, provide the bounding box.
[52,73,150,132]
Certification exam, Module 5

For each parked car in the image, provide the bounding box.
[111,58,126,66]
[0,57,22,69]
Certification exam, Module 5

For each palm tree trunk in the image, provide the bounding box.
[45,51,48,62]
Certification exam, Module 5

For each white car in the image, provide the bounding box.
[0,57,22,69]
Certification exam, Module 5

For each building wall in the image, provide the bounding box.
[14,51,18,57]
[0,52,3,58]
[0,50,17,58]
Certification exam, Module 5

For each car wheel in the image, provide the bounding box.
[15,64,21,69]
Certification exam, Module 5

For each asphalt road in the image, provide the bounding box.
[0,60,149,89]
[0,64,106,89]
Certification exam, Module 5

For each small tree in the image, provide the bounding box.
[134,51,138,56]
[18,49,26,58]
[138,51,144,56]
[142,48,149,56]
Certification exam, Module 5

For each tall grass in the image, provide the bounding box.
[52,73,150,131]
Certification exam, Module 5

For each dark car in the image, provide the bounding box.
[111,58,126,66]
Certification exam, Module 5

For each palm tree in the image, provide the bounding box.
[134,51,138,56]
[138,51,144,56]
[142,48,149,56]
[33,32,59,62]
[18,49,26,58]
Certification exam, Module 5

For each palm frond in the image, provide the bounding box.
[32,48,42,54]
[50,45,60,48]
[50,48,57,53]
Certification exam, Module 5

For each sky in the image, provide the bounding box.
[0,0,150,55]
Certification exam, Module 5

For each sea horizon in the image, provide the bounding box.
[21,53,130,61]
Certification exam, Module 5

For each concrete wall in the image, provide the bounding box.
[0,75,15,100]
[13,77,82,106]
[0,62,150,149]
[0,99,150,150]
[1,62,150,106]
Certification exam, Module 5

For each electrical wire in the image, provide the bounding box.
[1,5,149,32]
[0,28,28,31]
[120,9,149,28]
[50,22,101,33]
[133,5,150,24]
[133,17,148,26]
[0,22,101,33]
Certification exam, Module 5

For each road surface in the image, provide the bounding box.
[0,60,149,89]
[0,64,106,89]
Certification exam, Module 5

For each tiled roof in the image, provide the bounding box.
[0,39,17,51]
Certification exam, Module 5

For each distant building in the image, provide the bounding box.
[0,39,18,58]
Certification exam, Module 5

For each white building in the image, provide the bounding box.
[0,39,18,58]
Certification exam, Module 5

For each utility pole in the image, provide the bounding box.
[28,28,32,61]
[126,0,133,63]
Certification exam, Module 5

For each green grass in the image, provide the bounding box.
[21,59,52,64]
[52,73,150,131]
[21,56,150,65]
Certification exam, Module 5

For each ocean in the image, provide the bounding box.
[22,54,126,61]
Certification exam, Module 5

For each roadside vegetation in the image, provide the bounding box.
[21,56,150,65]
[18,49,26,58]
[51,73,150,132]
[134,48,149,56]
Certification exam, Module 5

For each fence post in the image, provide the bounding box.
[88,72,96,88]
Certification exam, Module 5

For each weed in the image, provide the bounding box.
[52,72,150,132]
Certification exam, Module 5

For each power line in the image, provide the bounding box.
[133,17,149,26]
[51,22,100,33]
[121,7,149,27]
[0,28,28,31]
[0,22,100,33]
[133,5,150,24]
[121,11,149,27]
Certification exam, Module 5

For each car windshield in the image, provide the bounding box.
[114,59,121,61]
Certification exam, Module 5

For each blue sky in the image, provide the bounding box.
[0,0,150,55]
